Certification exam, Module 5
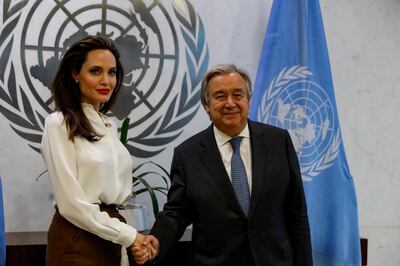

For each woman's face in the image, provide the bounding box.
[72,49,117,111]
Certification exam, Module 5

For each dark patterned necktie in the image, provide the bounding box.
[229,136,250,216]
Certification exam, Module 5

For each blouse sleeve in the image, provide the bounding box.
[41,113,137,247]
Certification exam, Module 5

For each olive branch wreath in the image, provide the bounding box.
[0,1,44,152]
[258,65,341,181]
[0,1,208,158]
[125,0,209,158]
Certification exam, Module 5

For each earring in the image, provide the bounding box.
[75,80,79,83]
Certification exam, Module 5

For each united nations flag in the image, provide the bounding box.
[249,0,361,265]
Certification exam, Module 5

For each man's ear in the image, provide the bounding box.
[203,104,212,120]
[204,104,210,114]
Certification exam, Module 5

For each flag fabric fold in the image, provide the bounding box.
[249,0,361,265]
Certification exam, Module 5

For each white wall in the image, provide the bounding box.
[322,0,400,265]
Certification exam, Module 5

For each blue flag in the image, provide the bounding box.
[0,177,5,266]
[249,0,361,265]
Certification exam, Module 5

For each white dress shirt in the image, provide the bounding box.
[213,124,253,194]
[41,103,136,248]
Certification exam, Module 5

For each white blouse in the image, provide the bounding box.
[41,103,136,248]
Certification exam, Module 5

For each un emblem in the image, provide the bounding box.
[258,66,341,181]
[0,0,208,158]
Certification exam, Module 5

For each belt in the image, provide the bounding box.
[55,203,118,212]
[99,203,117,212]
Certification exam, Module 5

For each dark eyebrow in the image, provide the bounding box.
[88,66,117,71]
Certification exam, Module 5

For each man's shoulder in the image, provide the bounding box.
[249,120,287,135]
[176,126,211,150]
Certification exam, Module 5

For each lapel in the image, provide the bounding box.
[247,121,270,221]
[199,125,245,217]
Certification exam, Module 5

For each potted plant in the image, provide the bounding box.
[118,117,170,230]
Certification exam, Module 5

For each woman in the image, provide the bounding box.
[41,35,153,265]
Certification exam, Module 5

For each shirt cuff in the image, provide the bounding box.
[117,223,137,247]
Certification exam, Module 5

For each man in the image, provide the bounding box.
[135,64,312,266]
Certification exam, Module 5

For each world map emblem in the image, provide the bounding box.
[258,66,341,181]
[0,0,208,158]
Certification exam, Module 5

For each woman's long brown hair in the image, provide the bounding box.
[51,35,124,141]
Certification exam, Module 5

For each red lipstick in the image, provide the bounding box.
[97,89,111,95]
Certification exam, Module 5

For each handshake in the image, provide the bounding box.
[129,232,160,265]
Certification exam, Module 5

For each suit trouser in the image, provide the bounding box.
[46,204,128,266]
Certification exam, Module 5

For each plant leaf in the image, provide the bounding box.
[120,117,130,145]
[135,175,159,217]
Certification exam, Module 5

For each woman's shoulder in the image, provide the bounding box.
[45,111,65,128]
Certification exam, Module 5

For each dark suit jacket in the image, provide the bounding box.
[151,120,312,266]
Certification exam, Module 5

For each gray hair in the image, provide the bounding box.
[200,64,252,106]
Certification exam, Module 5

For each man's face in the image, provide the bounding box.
[204,72,250,136]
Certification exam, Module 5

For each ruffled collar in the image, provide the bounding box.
[81,103,110,135]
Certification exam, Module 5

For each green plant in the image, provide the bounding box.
[120,117,170,218]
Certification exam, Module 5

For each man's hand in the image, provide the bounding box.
[130,233,159,265]
[143,235,159,256]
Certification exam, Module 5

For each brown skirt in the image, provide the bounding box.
[46,205,130,266]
